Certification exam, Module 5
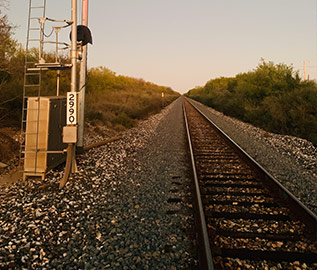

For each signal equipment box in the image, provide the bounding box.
[24,96,67,179]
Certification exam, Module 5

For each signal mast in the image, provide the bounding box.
[21,0,91,188]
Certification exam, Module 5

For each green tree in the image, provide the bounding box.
[186,60,317,145]
[0,2,20,125]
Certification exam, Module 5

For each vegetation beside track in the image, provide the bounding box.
[185,60,317,145]
[85,67,179,129]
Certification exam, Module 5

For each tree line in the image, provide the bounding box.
[85,67,178,129]
[185,60,317,145]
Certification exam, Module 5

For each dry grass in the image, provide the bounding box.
[85,67,179,129]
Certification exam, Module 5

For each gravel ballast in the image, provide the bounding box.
[190,98,317,215]
[1,96,316,269]
[0,97,198,269]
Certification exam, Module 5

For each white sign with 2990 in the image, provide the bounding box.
[67,92,77,125]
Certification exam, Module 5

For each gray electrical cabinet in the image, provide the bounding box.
[24,96,67,179]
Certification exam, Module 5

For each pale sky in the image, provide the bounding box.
[6,0,317,93]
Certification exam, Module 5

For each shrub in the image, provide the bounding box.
[186,60,317,145]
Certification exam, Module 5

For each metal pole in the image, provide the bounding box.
[55,27,61,96]
[70,0,77,173]
[77,0,89,150]
[71,0,77,93]
[60,0,78,188]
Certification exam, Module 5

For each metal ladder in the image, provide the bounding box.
[20,0,47,177]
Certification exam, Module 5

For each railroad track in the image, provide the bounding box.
[183,99,317,270]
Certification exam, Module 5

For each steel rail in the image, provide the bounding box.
[183,103,214,270]
[186,97,317,239]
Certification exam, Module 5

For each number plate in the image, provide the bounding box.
[67,92,77,125]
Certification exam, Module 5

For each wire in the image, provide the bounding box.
[42,27,54,38]
[79,83,87,92]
